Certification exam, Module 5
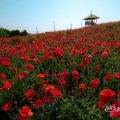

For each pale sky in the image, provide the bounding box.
[0,0,120,33]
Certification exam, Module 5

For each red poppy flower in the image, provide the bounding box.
[25,89,36,100]
[50,88,63,99]
[25,63,34,70]
[37,73,45,79]
[76,50,83,55]
[95,65,101,71]
[90,78,100,88]
[31,52,36,58]
[16,73,25,80]
[51,73,57,77]
[16,70,29,80]
[93,49,99,55]
[44,51,52,59]
[43,96,53,103]
[3,80,12,90]
[104,74,112,82]
[79,83,86,90]
[114,72,120,80]
[72,70,79,76]
[33,58,40,63]
[82,57,90,65]
[0,73,6,79]
[18,106,33,120]
[58,77,68,88]
[2,101,12,111]
[21,56,31,61]
[72,70,79,81]
[22,70,29,75]
[96,101,106,110]
[100,89,116,102]
[33,99,44,108]
[52,47,64,58]
[1,60,10,67]
[45,84,55,92]
[61,70,69,77]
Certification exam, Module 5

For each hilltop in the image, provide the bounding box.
[0,21,120,120]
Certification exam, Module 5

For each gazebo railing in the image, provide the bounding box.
[85,20,96,25]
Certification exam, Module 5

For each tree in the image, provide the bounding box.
[10,30,20,36]
[0,28,10,38]
[0,27,28,38]
[20,30,28,36]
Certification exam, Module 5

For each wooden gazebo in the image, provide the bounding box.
[83,12,100,26]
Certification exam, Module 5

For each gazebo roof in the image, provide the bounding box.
[83,14,100,20]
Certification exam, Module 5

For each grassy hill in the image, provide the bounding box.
[0,21,120,120]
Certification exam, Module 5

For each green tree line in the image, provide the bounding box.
[0,27,28,38]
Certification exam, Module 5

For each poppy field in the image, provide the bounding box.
[0,21,120,120]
